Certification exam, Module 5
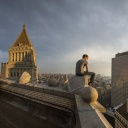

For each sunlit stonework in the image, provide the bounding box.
[1,24,38,81]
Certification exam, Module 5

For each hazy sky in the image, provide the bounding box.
[0,0,128,76]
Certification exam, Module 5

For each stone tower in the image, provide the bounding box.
[1,24,38,81]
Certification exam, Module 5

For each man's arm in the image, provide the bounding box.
[86,65,88,72]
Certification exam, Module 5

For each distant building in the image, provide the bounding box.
[114,100,128,128]
[95,74,102,81]
[111,52,128,107]
[1,25,38,81]
[96,86,111,108]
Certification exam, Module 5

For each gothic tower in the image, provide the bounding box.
[1,24,38,81]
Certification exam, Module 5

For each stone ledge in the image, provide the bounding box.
[91,101,106,113]
[75,95,112,128]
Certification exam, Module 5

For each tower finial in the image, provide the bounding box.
[23,24,26,30]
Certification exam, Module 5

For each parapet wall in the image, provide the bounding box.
[0,79,79,128]
[1,62,8,66]
[0,79,112,128]
[0,80,74,99]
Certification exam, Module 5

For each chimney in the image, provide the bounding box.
[126,99,128,113]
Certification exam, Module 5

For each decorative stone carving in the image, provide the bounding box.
[57,81,65,87]
[19,72,31,84]
[48,75,68,87]
[48,78,58,87]
[77,85,98,103]
[64,75,98,103]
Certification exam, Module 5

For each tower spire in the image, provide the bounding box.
[23,24,26,30]
[12,24,33,47]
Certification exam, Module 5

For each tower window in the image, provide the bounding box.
[17,72,19,77]
[25,52,27,60]
[16,53,17,61]
[22,52,24,60]
[13,53,14,61]
[11,72,12,76]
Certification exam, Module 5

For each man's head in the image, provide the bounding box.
[82,54,88,60]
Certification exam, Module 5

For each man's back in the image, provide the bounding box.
[75,54,95,85]
[75,59,87,75]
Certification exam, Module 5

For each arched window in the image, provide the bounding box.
[14,72,16,76]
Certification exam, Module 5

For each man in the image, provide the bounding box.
[75,54,95,85]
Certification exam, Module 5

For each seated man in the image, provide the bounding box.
[75,54,95,85]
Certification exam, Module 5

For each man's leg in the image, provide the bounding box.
[76,73,84,76]
[84,71,95,83]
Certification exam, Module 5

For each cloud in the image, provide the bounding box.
[1,0,128,76]
[0,50,8,62]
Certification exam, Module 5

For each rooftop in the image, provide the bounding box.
[0,79,112,128]
[115,51,128,57]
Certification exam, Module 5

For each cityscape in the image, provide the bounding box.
[0,1,128,128]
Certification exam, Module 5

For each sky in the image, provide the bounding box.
[0,0,128,76]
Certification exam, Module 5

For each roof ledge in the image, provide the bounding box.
[75,95,112,128]
[91,101,106,113]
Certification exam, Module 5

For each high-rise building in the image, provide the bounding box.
[111,52,128,107]
[114,100,128,128]
[1,24,38,81]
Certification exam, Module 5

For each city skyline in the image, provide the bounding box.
[0,0,128,76]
